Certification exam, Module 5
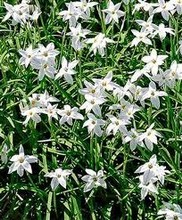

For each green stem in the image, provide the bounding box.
[148,103,153,125]
[90,133,94,168]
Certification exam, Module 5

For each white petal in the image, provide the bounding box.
[64,74,73,84]
[84,182,95,192]
[51,177,59,190]
[19,145,24,154]
[151,97,160,109]
[141,187,148,200]
[58,177,67,188]
[26,155,38,163]
[85,169,96,176]
[145,138,154,151]
[97,179,107,188]
[22,161,32,173]
[8,162,19,174]
[68,60,78,69]
[17,165,24,177]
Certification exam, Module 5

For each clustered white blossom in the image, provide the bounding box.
[133,0,182,19]
[131,49,182,89]
[3,143,106,192]
[131,0,182,48]
[3,0,41,25]
[135,155,170,200]
[19,43,59,81]
[20,90,83,126]
[18,69,165,152]
[2,0,182,216]
[79,72,164,152]
[58,0,119,55]
[59,1,98,27]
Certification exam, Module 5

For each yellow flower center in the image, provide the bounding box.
[92,120,96,125]
[66,111,71,116]
[19,156,25,163]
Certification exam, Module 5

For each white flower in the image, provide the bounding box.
[31,60,56,81]
[123,129,144,151]
[42,104,59,121]
[80,94,106,116]
[81,169,107,192]
[2,1,41,25]
[135,154,170,200]
[131,29,152,47]
[21,105,41,125]
[109,98,131,111]
[29,6,41,21]
[59,2,81,27]
[67,23,90,51]
[3,2,29,24]
[83,113,105,137]
[79,80,101,96]
[106,114,130,136]
[19,43,59,81]
[38,91,60,107]
[171,0,182,15]
[58,105,84,125]
[152,23,174,41]
[165,60,182,85]
[155,165,170,184]
[153,0,175,21]
[8,145,37,177]
[135,154,158,174]
[19,45,39,68]
[93,71,116,91]
[86,33,114,56]
[135,154,159,184]
[28,94,41,108]
[133,0,157,14]
[152,69,171,88]
[36,43,59,64]
[158,202,182,220]
[28,91,59,108]
[102,0,125,24]
[129,84,147,104]
[73,0,98,17]
[45,168,72,190]
[142,49,168,76]
[55,57,78,84]
[141,81,167,109]
[131,68,151,83]
[2,3,15,22]
[139,123,162,151]
[121,104,140,120]
[152,61,182,89]
[135,16,155,34]
[138,175,158,200]
[112,81,133,100]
